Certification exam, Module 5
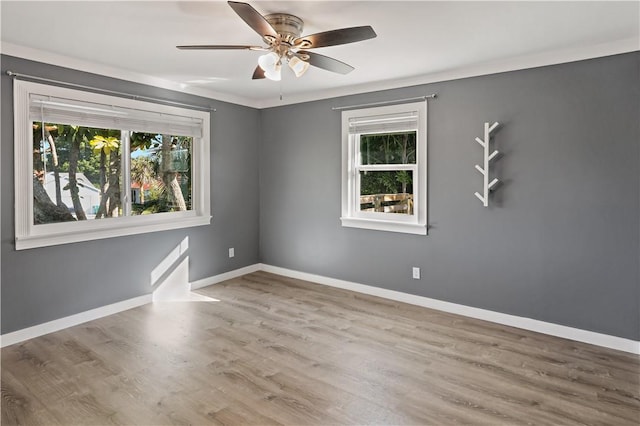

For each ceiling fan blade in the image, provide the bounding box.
[177,45,265,50]
[294,26,376,49]
[299,51,354,75]
[252,65,266,80]
[228,1,278,40]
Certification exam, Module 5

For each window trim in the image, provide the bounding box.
[14,79,211,250]
[340,101,427,235]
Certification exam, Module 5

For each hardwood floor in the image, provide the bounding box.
[2,271,639,425]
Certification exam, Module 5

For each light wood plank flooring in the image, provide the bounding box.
[2,271,639,425]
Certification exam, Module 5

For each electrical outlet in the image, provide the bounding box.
[228,247,235,258]
[412,267,420,279]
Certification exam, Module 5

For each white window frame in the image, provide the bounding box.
[14,80,211,250]
[341,101,427,235]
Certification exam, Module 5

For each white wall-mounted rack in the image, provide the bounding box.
[474,122,500,207]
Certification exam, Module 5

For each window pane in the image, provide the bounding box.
[359,170,414,215]
[359,131,416,165]
[32,122,122,224]
[130,133,192,215]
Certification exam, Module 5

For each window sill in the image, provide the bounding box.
[16,215,212,250]
[340,217,427,235]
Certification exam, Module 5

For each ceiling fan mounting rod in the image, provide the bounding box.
[262,13,308,64]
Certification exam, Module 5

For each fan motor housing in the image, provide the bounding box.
[265,13,304,43]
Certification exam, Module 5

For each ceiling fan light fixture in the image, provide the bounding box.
[177,2,377,82]
[288,56,310,78]
[265,65,282,81]
[258,52,282,81]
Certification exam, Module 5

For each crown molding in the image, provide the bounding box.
[254,37,640,108]
[2,38,638,110]
[0,42,256,108]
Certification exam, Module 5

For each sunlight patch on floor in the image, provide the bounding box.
[151,236,219,302]
[154,292,220,303]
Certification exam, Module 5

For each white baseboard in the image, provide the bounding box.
[4,262,638,355]
[260,264,640,355]
[1,264,262,347]
[0,294,152,348]
[190,264,262,290]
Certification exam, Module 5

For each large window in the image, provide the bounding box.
[14,80,211,249]
[341,101,427,234]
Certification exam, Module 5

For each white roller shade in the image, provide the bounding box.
[348,110,419,135]
[30,94,203,137]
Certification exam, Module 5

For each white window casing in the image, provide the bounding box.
[14,79,211,250]
[341,101,427,235]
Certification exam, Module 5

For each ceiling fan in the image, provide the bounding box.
[177,1,377,81]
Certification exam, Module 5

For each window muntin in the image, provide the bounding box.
[15,80,210,249]
[341,102,427,234]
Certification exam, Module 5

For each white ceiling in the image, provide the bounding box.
[1,1,638,108]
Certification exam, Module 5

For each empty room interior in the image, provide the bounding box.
[1,1,639,424]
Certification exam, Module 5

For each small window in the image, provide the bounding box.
[341,101,427,235]
[14,80,211,249]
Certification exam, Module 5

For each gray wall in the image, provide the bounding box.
[1,55,261,334]
[259,52,640,341]
[3,52,638,341]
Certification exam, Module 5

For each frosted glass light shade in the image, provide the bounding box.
[288,56,310,78]
[258,52,282,81]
